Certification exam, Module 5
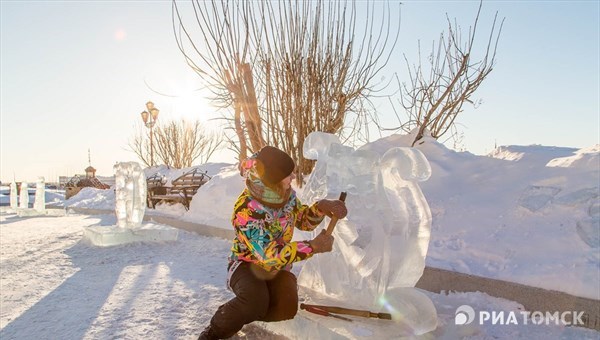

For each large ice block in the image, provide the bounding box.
[16,208,66,217]
[296,132,436,335]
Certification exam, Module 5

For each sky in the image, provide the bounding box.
[1,0,598,183]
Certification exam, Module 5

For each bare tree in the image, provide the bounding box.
[387,2,504,146]
[129,119,224,168]
[172,0,400,182]
[129,122,153,167]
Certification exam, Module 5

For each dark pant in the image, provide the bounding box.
[209,262,299,339]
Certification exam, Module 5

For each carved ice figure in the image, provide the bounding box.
[19,182,29,209]
[34,177,46,212]
[114,162,146,229]
[10,181,18,210]
[84,162,177,247]
[297,132,436,335]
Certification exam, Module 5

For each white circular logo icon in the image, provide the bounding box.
[455,305,476,325]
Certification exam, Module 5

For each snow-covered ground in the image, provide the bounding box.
[1,133,598,339]
[1,211,598,339]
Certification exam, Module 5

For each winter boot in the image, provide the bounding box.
[197,326,219,340]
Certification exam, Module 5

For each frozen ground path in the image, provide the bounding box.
[1,211,598,339]
[0,211,240,339]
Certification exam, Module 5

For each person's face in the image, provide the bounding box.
[280,172,296,190]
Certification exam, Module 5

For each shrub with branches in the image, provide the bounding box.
[130,119,224,168]
[387,2,504,146]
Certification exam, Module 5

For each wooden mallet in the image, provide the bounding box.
[325,192,347,235]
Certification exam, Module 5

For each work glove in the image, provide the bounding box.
[309,230,335,254]
[317,199,348,219]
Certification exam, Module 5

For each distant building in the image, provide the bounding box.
[64,165,112,199]
[59,175,114,189]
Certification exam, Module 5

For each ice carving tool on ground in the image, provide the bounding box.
[300,304,353,322]
[325,191,347,235]
[300,303,392,320]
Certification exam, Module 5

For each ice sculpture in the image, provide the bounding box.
[114,162,146,228]
[83,162,178,247]
[9,181,18,210]
[14,177,66,217]
[34,177,45,212]
[296,132,437,335]
[18,182,29,209]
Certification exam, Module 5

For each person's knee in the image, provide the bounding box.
[280,300,298,320]
[272,271,299,320]
[286,290,299,318]
[270,292,298,321]
[240,288,270,320]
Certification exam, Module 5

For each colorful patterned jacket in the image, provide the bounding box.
[228,188,325,272]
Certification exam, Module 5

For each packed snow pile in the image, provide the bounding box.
[546,144,600,169]
[416,139,599,299]
[487,144,577,164]
[66,187,116,210]
[183,165,244,228]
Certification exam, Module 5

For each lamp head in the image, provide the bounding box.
[150,108,159,120]
[140,111,149,123]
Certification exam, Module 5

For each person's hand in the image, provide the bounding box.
[317,199,348,219]
[309,230,334,254]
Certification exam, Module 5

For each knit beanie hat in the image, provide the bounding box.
[255,146,295,185]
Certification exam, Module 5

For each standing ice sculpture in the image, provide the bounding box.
[34,177,46,212]
[83,161,178,246]
[114,162,146,229]
[10,181,18,210]
[296,132,437,336]
[19,182,29,209]
[14,177,64,217]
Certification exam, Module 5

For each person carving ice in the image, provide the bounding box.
[199,146,347,340]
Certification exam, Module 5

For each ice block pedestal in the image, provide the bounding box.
[17,208,66,217]
[83,162,178,247]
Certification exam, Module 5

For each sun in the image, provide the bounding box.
[157,72,220,128]
[170,90,218,127]
[114,29,126,41]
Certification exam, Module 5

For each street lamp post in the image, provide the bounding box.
[140,101,160,167]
